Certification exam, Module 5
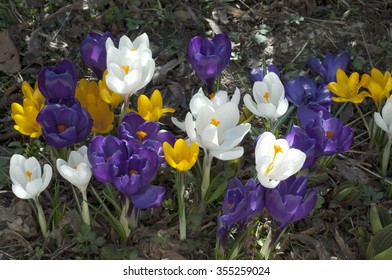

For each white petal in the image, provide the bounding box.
[255,131,276,160]
[10,165,27,188]
[269,79,285,105]
[219,123,251,151]
[275,98,289,117]
[171,117,186,131]
[190,90,211,117]
[215,102,239,134]
[12,183,29,199]
[381,102,392,128]
[25,178,44,199]
[10,154,26,168]
[25,157,41,180]
[185,113,197,142]
[211,146,244,160]
[374,112,388,132]
[252,81,269,104]
[259,103,277,120]
[201,125,220,151]
[41,164,52,190]
[244,94,261,116]
[133,33,150,49]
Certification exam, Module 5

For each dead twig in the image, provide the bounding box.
[0,83,21,110]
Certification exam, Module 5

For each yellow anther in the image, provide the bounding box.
[57,124,66,133]
[129,169,138,176]
[210,118,220,127]
[263,91,270,103]
[25,171,33,181]
[122,65,130,74]
[209,93,216,99]
[136,131,147,142]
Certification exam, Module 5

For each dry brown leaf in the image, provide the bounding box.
[0,29,21,74]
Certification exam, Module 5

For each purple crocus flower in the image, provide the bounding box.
[217,177,264,242]
[88,135,165,209]
[188,33,231,93]
[285,125,317,169]
[264,175,317,228]
[296,104,354,157]
[36,98,92,148]
[80,32,114,80]
[250,64,281,82]
[38,60,78,102]
[118,112,175,165]
[284,76,332,107]
[307,51,350,83]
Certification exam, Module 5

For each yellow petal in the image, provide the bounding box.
[336,69,348,85]
[150,89,163,108]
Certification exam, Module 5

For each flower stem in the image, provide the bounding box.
[201,153,213,201]
[81,190,91,227]
[381,137,392,177]
[129,207,139,230]
[119,197,131,238]
[355,104,370,136]
[119,95,130,124]
[176,171,186,241]
[35,200,49,238]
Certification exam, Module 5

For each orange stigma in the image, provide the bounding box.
[210,118,220,127]
[209,93,216,99]
[326,131,334,139]
[129,169,138,176]
[57,124,66,133]
[25,171,33,181]
[136,131,147,142]
[263,91,270,103]
[121,65,130,74]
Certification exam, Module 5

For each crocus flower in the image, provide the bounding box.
[10,154,52,201]
[56,145,92,193]
[99,70,124,109]
[321,118,354,156]
[307,51,350,83]
[105,33,155,99]
[38,59,78,102]
[36,98,93,148]
[188,33,231,93]
[172,87,240,130]
[250,64,281,82]
[185,101,250,161]
[136,89,175,122]
[88,135,164,209]
[163,139,199,172]
[264,175,317,228]
[284,76,332,107]
[118,112,175,165]
[11,81,45,138]
[10,154,52,237]
[285,125,317,169]
[374,96,392,139]
[80,32,114,80]
[255,132,306,188]
[217,177,264,242]
[244,72,289,122]
[56,145,92,225]
[327,69,370,103]
[363,68,392,111]
[75,78,114,134]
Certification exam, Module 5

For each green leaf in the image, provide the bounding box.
[367,224,392,259]
[370,204,392,234]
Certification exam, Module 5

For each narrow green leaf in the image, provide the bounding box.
[367,224,392,259]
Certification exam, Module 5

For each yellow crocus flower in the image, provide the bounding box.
[75,78,100,108]
[98,70,124,109]
[11,81,45,138]
[327,69,370,103]
[137,89,175,122]
[363,68,392,111]
[88,102,114,134]
[163,139,199,172]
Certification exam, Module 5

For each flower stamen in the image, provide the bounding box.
[136,131,147,142]
[263,91,270,103]
[25,171,33,182]
[210,118,220,127]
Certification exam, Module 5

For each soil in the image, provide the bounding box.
[0,0,392,260]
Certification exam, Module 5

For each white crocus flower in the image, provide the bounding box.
[374,96,392,139]
[172,87,241,130]
[374,96,392,176]
[9,154,52,237]
[255,132,305,188]
[10,154,52,201]
[56,145,92,226]
[244,72,288,122]
[105,34,155,99]
[56,146,91,193]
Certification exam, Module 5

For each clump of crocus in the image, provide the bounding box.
[250,63,281,82]
[255,132,306,188]
[163,139,199,240]
[363,68,392,111]
[307,51,350,83]
[244,72,289,129]
[188,33,231,93]
[105,33,155,120]
[75,78,114,134]
[118,112,175,165]
[284,76,332,108]
[80,32,114,80]
[38,59,78,102]
[184,91,251,200]
[136,89,175,122]
[217,177,264,244]
[88,135,164,238]
[56,146,92,226]
[9,154,52,237]
[36,98,93,148]
[11,81,45,138]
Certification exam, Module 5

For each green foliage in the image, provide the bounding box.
[329,181,362,207]
[361,185,384,206]
[100,244,138,260]
[367,224,392,259]
[76,223,106,258]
